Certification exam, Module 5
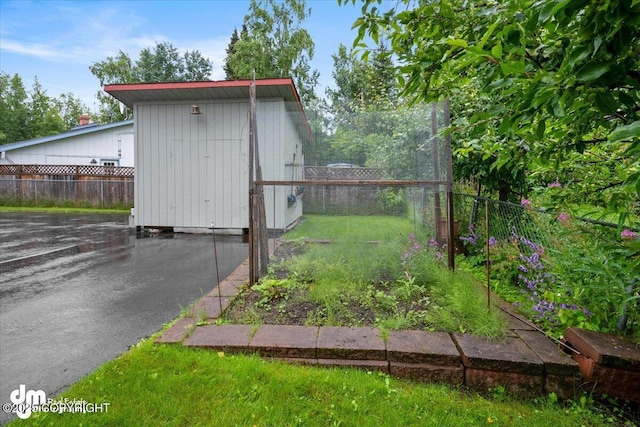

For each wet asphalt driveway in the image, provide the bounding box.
[0,212,248,423]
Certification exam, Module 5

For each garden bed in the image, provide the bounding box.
[221,219,508,338]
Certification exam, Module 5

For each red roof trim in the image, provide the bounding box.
[105,77,295,96]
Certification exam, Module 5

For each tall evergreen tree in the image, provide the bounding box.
[27,77,65,139]
[223,26,242,80]
[0,73,30,144]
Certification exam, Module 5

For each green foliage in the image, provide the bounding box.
[251,278,303,307]
[28,77,65,138]
[459,204,640,341]
[322,42,433,176]
[89,42,213,122]
[345,0,640,215]
[0,73,88,144]
[57,92,87,130]
[224,0,318,106]
[545,223,640,340]
[0,73,29,144]
[375,187,406,214]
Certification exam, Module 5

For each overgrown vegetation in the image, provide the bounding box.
[224,215,507,337]
[458,203,640,343]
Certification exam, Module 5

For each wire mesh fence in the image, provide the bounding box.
[251,99,455,280]
[259,182,452,285]
[454,193,553,248]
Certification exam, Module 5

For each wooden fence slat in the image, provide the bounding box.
[0,165,134,207]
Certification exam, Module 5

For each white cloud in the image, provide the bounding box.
[1,40,68,60]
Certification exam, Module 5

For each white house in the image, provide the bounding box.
[104,78,311,233]
[0,119,134,167]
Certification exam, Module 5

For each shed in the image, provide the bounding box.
[0,120,134,166]
[104,78,310,233]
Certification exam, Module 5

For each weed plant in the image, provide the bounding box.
[227,215,507,337]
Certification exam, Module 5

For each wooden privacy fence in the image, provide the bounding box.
[0,165,134,207]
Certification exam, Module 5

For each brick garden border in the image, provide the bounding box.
[155,259,605,400]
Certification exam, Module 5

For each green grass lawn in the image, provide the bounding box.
[0,206,130,214]
[9,334,617,427]
[285,214,417,242]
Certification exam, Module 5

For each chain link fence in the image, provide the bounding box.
[454,194,552,248]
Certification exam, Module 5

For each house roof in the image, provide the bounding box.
[0,120,134,152]
[104,77,313,142]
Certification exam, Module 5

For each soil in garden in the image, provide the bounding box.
[223,241,433,329]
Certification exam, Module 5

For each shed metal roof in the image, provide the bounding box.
[104,78,312,141]
[0,120,134,152]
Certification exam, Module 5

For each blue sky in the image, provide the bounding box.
[0,0,368,111]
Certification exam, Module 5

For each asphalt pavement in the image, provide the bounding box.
[0,211,248,424]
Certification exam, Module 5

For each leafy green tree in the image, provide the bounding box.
[224,26,246,80]
[0,72,30,144]
[224,0,318,106]
[342,0,640,210]
[133,42,212,82]
[89,42,213,122]
[89,50,135,87]
[27,77,65,139]
[326,44,371,124]
[57,92,87,130]
[1,72,89,144]
[134,42,184,82]
[89,51,135,123]
[322,41,429,174]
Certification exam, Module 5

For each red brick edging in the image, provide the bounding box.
[155,259,608,400]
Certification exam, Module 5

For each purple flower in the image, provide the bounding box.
[548,181,562,188]
[621,229,637,240]
[428,238,438,248]
[557,212,570,224]
[521,197,531,206]
[488,236,497,246]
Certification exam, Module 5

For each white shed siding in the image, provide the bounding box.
[134,97,303,231]
[2,125,134,166]
[257,100,303,230]
[135,101,252,229]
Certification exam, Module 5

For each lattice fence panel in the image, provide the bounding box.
[0,164,134,177]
